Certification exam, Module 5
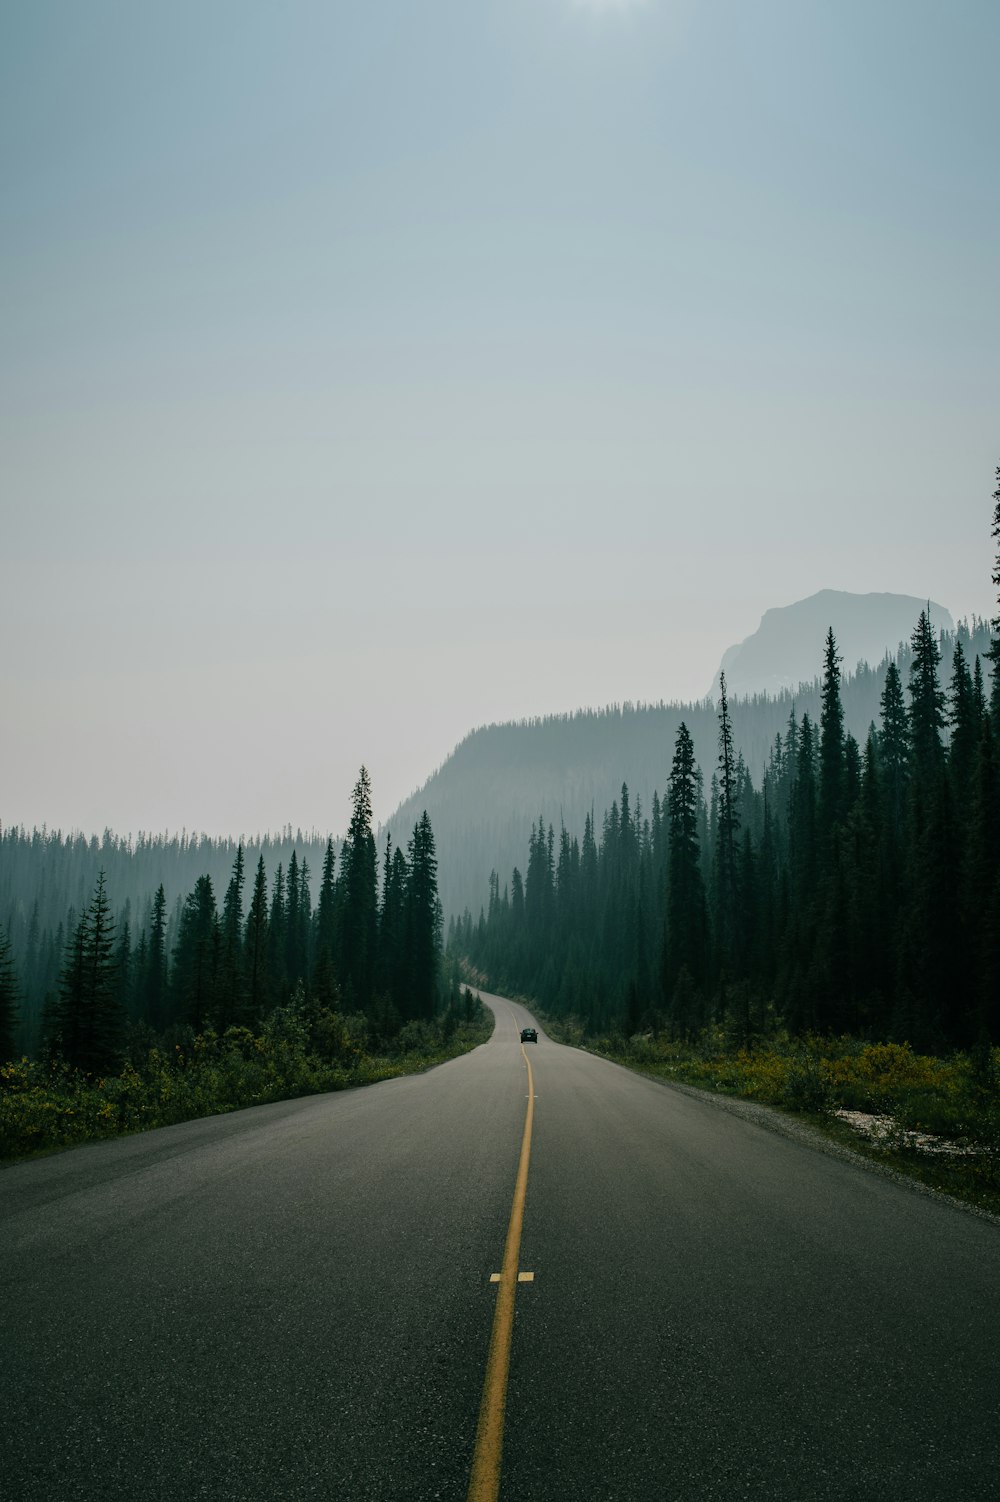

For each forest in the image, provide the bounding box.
[455,484,1000,1056]
[386,616,994,917]
[0,768,449,1073]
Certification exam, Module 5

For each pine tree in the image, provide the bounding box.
[115,913,133,1018]
[714,673,740,969]
[908,609,946,779]
[383,843,410,1019]
[662,722,708,1014]
[218,842,246,1029]
[340,767,378,1011]
[314,839,339,1010]
[404,811,441,1021]
[879,661,909,842]
[50,871,123,1074]
[525,814,555,964]
[947,637,979,810]
[285,850,301,989]
[173,875,219,1032]
[244,856,270,1020]
[818,628,846,836]
[989,464,1000,732]
[268,862,287,1000]
[0,924,20,1061]
[965,721,999,1037]
[146,885,168,1030]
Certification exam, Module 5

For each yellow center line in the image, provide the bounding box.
[466,1037,536,1502]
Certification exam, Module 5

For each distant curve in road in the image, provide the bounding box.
[3,992,998,1501]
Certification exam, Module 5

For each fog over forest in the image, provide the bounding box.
[2,605,994,1057]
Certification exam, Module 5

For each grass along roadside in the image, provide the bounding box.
[539,1013,1000,1217]
[1,991,494,1164]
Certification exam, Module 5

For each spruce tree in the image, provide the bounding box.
[268,863,287,1000]
[965,721,999,1037]
[313,839,339,1010]
[244,856,270,1020]
[714,672,740,970]
[378,838,408,1018]
[146,885,168,1030]
[173,875,219,1032]
[989,463,1000,732]
[818,628,846,836]
[115,914,133,1018]
[662,722,708,1013]
[908,609,946,779]
[879,662,909,824]
[219,843,246,1029]
[404,811,441,1022]
[0,924,20,1061]
[50,871,123,1074]
[285,850,301,989]
[947,638,979,810]
[340,767,378,1011]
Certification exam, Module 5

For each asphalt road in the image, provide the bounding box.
[3,993,998,1501]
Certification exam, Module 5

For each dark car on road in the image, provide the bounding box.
[520,1027,538,1043]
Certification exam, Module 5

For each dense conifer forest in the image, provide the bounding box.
[0,770,444,1068]
[455,481,1000,1053]
[386,616,994,916]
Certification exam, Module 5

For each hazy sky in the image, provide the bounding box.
[3,0,998,838]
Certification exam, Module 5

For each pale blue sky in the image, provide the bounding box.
[2,0,998,836]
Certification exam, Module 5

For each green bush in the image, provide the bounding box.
[0,999,495,1162]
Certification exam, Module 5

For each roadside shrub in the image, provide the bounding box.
[0,999,495,1163]
[781,1056,832,1114]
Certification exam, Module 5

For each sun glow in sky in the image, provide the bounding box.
[1,0,997,838]
[570,0,651,11]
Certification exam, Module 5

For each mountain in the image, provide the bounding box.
[710,590,954,700]
[383,607,989,921]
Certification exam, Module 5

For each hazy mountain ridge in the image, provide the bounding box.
[711,591,954,700]
[3,604,992,982]
[383,610,991,919]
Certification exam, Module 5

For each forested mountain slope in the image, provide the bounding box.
[711,590,953,699]
[383,618,992,918]
[2,620,992,1034]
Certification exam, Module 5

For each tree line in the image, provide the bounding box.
[386,616,993,919]
[0,770,443,1073]
[455,476,1000,1053]
[0,824,338,1055]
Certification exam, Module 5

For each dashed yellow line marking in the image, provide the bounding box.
[466,1040,535,1502]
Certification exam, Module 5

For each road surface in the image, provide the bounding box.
[3,992,998,1500]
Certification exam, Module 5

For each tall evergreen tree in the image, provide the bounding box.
[0,924,20,1061]
[818,628,846,836]
[313,839,339,1010]
[908,609,946,779]
[49,871,123,1074]
[947,638,979,809]
[878,660,909,843]
[380,841,409,1018]
[115,913,133,1018]
[219,842,247,1029]
[268,862,287,999]
[989,463,1000,731]
[244,856,270,1019]
[285,850,301,989]
[146,885,168,1030]
[965,721,999,1037]
[340,767,378,1010]
[714,673,740,968]
[173,875,219,1032]
[404,811,441,1021]
[662,722,708,1013]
